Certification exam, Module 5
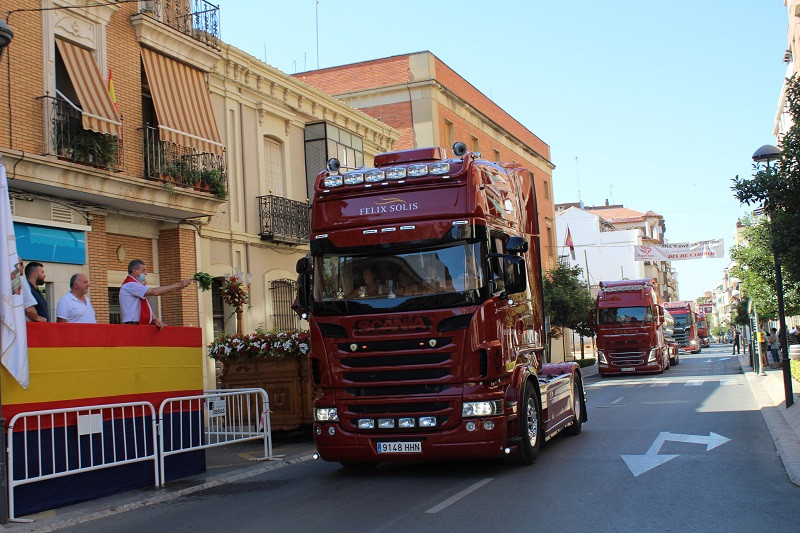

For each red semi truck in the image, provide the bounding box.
[696,312,710,347]
[593,278,674,376]
[663,301,701,354]
[295,143,586,467]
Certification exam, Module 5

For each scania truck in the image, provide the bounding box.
[295,143,586,467]
[664,301,701,354]
[593,278,673,376]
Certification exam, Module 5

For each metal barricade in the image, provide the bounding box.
[6,402,158,520]
[158,388,273,486]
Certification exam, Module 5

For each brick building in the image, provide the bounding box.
[1,1,397,388]
[294,51,558,268]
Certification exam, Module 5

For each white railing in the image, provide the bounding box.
[6,402,158,520]
[158,388,273,486]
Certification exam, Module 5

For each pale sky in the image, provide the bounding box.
[218,0,788,301]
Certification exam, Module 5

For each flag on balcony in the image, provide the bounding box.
[565,227,576,260]
[0,164,29,389]
[108,68,118,114]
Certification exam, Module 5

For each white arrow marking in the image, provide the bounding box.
[703,357,730,363]
[622,432,730,476]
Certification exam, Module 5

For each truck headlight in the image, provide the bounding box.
[462,400,503,417]
[648,347,659,363]
[314,407,338,422]
[690,340,698,346]
[598,349,608,364]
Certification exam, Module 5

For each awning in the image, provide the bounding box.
[141,48,223,155]
[55,40,121,137]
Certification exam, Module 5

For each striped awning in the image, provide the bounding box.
[55,40,121,137]
[141,48,223,155]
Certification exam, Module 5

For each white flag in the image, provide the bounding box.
[0,164,29,389]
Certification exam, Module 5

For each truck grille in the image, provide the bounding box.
[607,351,646,366]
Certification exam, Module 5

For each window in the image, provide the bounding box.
[270,278,297,331]
[211,278,225,338]
[493,149,501,162]
[108,288,120,324]
[444,119,454,146]
[471,135,480,152]
[304,122,364,199]
[264,137,285,197]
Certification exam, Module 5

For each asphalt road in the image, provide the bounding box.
[62,344,800,533]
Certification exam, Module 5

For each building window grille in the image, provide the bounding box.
[270,278,297,332]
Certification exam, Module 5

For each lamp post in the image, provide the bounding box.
[752,144,794,408]
[0,16,13,527]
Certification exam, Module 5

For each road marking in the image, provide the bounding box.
[650,382,670,387]
[720,379,738,386]
[425,478,493,513]
[685,380,703,386]
[611,397,624,404]
[622,431,730,477]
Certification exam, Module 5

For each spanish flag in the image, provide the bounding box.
[565,227,575,260]
[108,68,118,113]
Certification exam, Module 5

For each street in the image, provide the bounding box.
[62,344,800,533]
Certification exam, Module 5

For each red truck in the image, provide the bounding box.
[593,278,674,376]
[295,143,586,467]
[663,301,701,354]
[696,312,710,348]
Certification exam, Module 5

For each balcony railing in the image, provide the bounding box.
[258,195,310,244]
[138,0,220,48]
[41,96,123,171]
[142,125,227,199]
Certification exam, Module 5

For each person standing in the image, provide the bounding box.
[732,328,740,355]
[120,259,191,329]
[56,273,96,323]
[24,261,49,322]
[768,327,780,369]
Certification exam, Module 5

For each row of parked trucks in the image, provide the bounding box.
[593,279,702,377]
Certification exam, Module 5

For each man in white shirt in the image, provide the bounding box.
[56,273,96,323]
[120,259,191,329]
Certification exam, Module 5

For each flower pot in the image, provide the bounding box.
[219,355,313,431]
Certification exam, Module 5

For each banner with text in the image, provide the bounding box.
[635,239,724,262]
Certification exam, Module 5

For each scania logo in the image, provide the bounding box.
[354,317,430,334]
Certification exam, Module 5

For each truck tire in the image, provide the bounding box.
[564,375,584,437]
[511,381,543,465]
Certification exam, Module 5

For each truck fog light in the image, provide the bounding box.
[483,420,495,430]
[466,421,477,431]
[358,419,375,429]
[419,416,437,427]
[328,426,335,436]
[378,418,395,429]
[315,426,322,435]
[398,417,415,428]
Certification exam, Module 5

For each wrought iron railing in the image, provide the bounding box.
[138,0,220,48]
[41,96,122,171]
[258,195,310,244]
[142,125,227,199]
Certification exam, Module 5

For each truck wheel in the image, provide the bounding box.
[339,461,378,470]
[564,375,584,437]
[511,382,542,465]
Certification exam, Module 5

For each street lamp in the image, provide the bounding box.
[0,19,12,61]
[752,144,794,408]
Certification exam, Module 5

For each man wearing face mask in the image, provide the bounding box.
[120,259,191,329]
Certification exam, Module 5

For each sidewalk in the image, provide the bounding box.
[736,352,800,486]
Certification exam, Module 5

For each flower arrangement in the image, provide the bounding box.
[208,330,310,361]
[221,272,249,308]
[193,272,213,291]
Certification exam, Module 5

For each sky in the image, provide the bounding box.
[216,0,789,301]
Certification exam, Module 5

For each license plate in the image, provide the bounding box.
[377,441,422,453]
[621,367,636,372]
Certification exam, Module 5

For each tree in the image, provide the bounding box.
[732,75,800,284]
[731,298,751,327]
[730,216,800,318]
[542,262,595,344]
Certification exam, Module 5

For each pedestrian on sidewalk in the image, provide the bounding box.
[759,324,770,369]
[768,327,780,369]
[732,328,740,355]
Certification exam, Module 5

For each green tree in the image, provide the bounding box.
[542,262,595,342]
[731,298,751,327]
[732,75,800,284]
[730,215,800,318]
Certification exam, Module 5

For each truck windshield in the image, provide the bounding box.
[312,242,488,314]
[671,313,689,327]
[598,306,654,324]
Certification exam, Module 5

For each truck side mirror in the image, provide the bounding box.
[295,257,312,315]
[503,255,526,294]
[588,309,596,331]
[506,236,528,254]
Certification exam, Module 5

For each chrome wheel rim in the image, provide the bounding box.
[526,397,538,446]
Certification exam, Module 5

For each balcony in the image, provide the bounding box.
[42,96,122,171]
[138,0,220,48]
[258,195,310,244]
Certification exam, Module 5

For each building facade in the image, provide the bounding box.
[294,51,558,268]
